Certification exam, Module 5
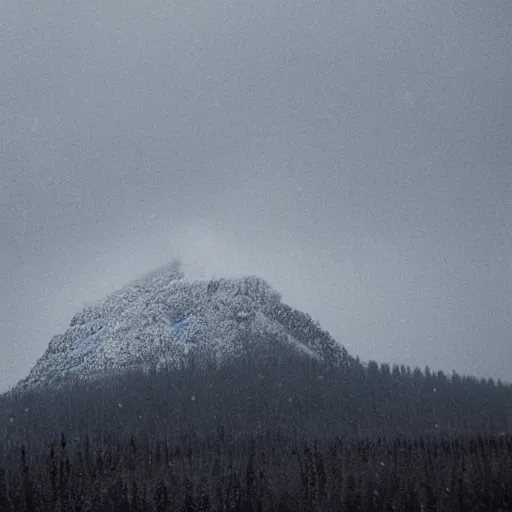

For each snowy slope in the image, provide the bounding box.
[16,264,351,390]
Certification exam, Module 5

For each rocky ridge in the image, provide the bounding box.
[17,263,351,390]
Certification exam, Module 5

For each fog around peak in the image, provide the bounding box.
[1,0,511,391]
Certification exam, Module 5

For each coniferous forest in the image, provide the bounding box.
[1,334,512,510]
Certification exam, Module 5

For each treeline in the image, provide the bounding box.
[2,334,511,448]
[1,334,512,509]
[2,430,512,511]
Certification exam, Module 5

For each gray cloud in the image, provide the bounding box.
[1,0,511,391]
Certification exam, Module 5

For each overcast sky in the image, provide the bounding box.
[1,0,511,392]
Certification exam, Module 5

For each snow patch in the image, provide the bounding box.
[169,315,190,335]
[17,268,347,390]
[73,328,103,354]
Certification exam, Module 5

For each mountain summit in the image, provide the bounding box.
[17,262,351,390]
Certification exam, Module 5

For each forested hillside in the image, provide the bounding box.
[1,334,512,510]
[2,429,512,511]
[3,335,511,445]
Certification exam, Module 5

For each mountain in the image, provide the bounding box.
[16,262,351,390]
[5,268,512,512]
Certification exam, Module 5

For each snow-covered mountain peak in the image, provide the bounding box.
[17,264,349,390]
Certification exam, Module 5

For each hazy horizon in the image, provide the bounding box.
[1,0,511,392]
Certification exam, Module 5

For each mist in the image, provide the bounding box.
[1,0,511,392]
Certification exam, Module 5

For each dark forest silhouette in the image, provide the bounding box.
[1,334,512,510]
